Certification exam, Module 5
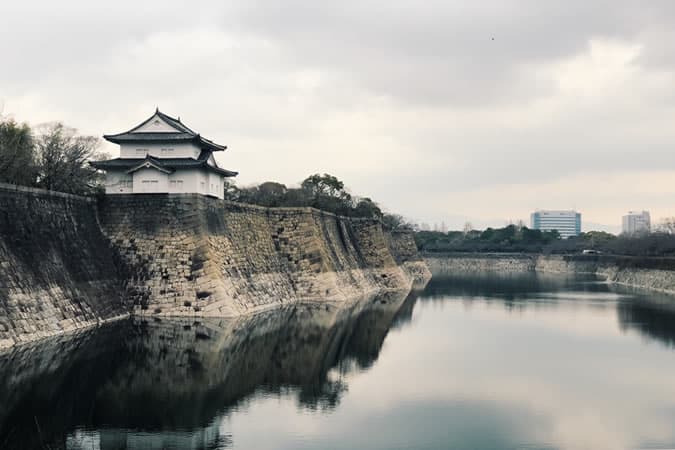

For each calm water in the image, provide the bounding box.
[3,272,675,450]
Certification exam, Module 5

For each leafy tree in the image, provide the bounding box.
[237,181,289,207]
[35,123,104,195]
[353,197,383,218]
[382,213,415,230]
[657,218,675,234]
[301,173,348,199]
[416,225,564,253]
[257,181,288,207]
[221,173,391,220]
[0,119,36,186]
[223,179,241,201]
[300,173,354,215]
[281,188,311,207]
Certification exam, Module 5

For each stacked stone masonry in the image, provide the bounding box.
[99,194,430,317]
[425,253,675,295]
[0,186,430,350]
[0,183,127,350]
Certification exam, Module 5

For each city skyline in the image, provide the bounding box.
[420,209,666,235]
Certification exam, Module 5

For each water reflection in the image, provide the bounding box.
[0,290,416,450]
[616,288,675,348]
[4,273,675,450]
[428,271,675,349]
[424,271,607,301]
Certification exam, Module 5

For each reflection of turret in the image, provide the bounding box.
[0,291,411,449]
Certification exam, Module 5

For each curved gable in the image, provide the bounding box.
[132,114,181,133]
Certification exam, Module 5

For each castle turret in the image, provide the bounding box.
[91,110,237,198]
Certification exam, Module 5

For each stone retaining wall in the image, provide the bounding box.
[98,194,430,317]
[535,255,675,295]
[0,184,127,350]
[424,253,675,294]
[0,186,429,349]
[425,253,536,274]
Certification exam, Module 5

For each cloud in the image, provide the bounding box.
[3,0,675,228]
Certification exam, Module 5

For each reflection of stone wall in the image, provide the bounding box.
[0,184,127,350]
[0,290,415,450]
[535,256,675,294]
[99,194,428,316]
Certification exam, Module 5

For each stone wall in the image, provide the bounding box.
[98,194,428,317]
[424,252,675,295]
[536,255,675,295]
[425,253,536,274]
[0,183,127,350]
[0,186,429,349]
[387,231,432,289]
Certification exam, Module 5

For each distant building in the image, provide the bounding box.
[91,109,238,199]
[622,211,651,235]
[530,210,581,238]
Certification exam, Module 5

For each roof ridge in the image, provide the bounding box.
[103,112,228,152]
[155,110,196,134]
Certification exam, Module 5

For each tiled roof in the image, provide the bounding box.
[103,109,227,152]
[90,154,238,177]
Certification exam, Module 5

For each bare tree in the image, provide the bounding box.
[34,122,104,195]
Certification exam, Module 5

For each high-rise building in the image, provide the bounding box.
[622,211,651,235]
[530,210,582,238]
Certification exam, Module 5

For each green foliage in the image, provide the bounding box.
[416,224,562,253]
[0,119,36,185]
[353,197,383,218]
[224,173,397,220]
[382,213,415,231]
[418,225,675,257]
[301,173,348,199]
[546,231,675,256]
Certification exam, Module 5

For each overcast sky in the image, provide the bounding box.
[3,1,675,231]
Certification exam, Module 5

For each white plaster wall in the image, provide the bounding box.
[133,168,169,193]
[206,171,224,199]
[132,114,180,133]
[105,167,223,197]
[168,170,207,195]
[104,170,134,194]
[120,143,201,159]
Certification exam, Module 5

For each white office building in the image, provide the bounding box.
[622,211,651,235]
[530,210,582,238]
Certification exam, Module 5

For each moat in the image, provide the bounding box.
[3,272,675,450]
